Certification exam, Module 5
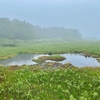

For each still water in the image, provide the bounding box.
[0,54,100,67]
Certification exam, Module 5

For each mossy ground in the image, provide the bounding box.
[32,55,66,64]
[96,58,100,62]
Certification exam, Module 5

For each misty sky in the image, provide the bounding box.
[0,0,100,39]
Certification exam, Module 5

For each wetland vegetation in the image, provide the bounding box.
[0,18,100,99]
[0,40,100,99]
[32,55,66,64]
[1,65,100,100]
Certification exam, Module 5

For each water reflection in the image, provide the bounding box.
[0,54,100,67]
[60,54,100,67]
[0,54,37,66]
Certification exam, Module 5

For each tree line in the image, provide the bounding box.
[0,18,82,40]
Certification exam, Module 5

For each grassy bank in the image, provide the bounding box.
[0,66,100,100]
[0,40,100,60]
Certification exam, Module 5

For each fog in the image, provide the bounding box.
[0,0,100,39]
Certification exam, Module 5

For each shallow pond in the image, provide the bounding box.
[0,54,100,67]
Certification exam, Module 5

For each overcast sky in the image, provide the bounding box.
[0,0,100,39]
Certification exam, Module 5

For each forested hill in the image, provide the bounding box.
[0,18,82,40]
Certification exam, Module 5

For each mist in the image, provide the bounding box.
[0,0,100,39]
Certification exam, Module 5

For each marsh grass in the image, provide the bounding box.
[47,55,66,61]
[0,40,100,99]
[33,55,66,64]
[96,58,100,62]
[0,66,100,99]
[0,41,100,60]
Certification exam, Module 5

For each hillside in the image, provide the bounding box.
[0,18,82,40]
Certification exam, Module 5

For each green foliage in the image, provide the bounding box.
[48,55,66,61]
[0,18,82,40]
[0,40,100,60]
[0,40,100,99]
[33,55,66,64]
[0,66,100,99]
[0,18,34,40]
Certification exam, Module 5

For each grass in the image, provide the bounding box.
[0,40,100,99]
[32,55,66,64]
[47,55,66,61]
[96,58,100,62]
[0,40,100,60]
[0,66,100,99]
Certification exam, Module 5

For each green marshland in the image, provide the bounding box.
[0,18,100,100]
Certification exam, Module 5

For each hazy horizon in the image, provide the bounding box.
[0,0,100,39]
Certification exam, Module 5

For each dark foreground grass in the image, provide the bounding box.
[0,66,100,100]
